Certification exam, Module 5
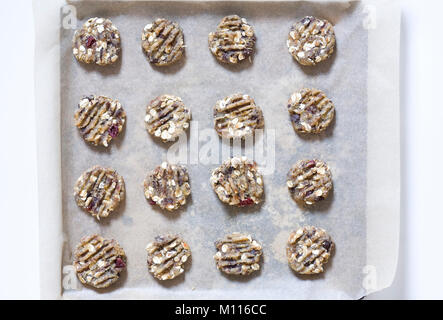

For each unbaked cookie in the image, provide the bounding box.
[146,234,191,280]
[214,232,262,275]
[73,234,127,288]
[210,156,264,207]
[287,88,335,134]
[287,226,334,274]
[287,159,332,206]
[143,162,191,211]
[74,166,125,220]
[74,95,126,147]
[72,17,121,66]
[287,16,335,66]
[213,93,264,139]
[208,15,256,64]
[141,18,185,66]
[145,95,191,143]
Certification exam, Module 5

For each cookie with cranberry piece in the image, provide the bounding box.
[145,95,191,143]
[214,232,262,275]
[287,88,335,134]
[72,17,121,66]
[141,18,185,66]
[146,234,191,280]
[214,93,264,139]
[287,159,332,206]
[208,15,256,64]
[74,166,125,220]
[143,162,191,211]
[73,234,127,288]
[210,157,264,207]
[287,16,335,66]
[287,226,334,274]
[74,95,126,147]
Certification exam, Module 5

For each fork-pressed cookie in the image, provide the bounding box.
[144,162,191,211]
[145,94,191,143]
[287,88,335,134]
[141,18,185,66]
[287,16,335,66]
[287,226,334,274]
[208,15,256,64]
[74,166,125,220]
[72,17,121,66]
[214,232,263,276]
[146,234,191,280]
[74,95,126,147]
[213,93,264,139]
[210,156,264,207]
[287,159,332,206]
[73,234,127,288]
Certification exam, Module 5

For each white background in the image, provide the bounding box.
[0,0,442,299]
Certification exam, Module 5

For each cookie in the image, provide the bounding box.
[210,156,264,207]
[287,88,335,134]
[146,234,191,280]
[287,16,335,66]
[287,159,332,206]
[208,15,256,64]
[74,95,126,147]
[287,226,334,274]
[145,95,191,143]
[213,93,264,139]
[74,166,125,220]
[144,162,191,211]
[141,18,185,66]
[73,234,127,288]
[72,17,121,66]
[214,232,262,276]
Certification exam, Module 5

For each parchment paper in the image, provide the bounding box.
[34,0,400,299]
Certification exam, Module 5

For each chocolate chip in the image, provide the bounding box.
[322,240,331,251]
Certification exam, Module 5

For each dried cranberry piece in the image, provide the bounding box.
[305,190,313,197]
[86,36,96,48]
[291,114,300,123]
[239,198,254,206]
[305,160,316,168]
[115,257,126,269]
[148,199,156,205]
[108,124,119,138]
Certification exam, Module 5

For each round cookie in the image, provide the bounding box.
[287,159,332,206]
[208,15,256,64]
[74,165,125,220]
[146,234,191,280]
[210,156,264,207]
[287,88,335,134]
[213,93,264,139]
[73,234,127,288]
[72,17,121,66]
[143,162,191,211]
[141,18,185,66]
[145,94,191,143]
[287,16,335,66]
[214,232,262,276]
[74,95,126,147]
[286,226,334,274]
